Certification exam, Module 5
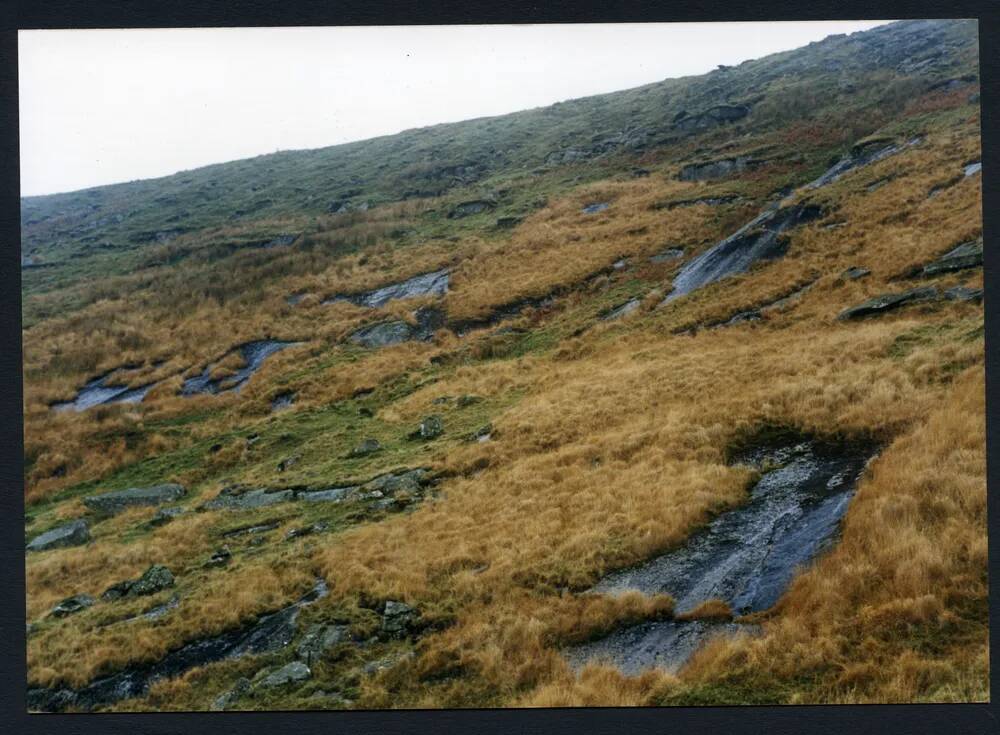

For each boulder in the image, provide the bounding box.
[101,580,135,602]
[349,438,382,458]
[495,216,523,229]
[411,415,444,441]
[201,486,295,511]
[211,677,251,711]
[258,661,311,688]
[127,565,175,597]
[922,239,983,275]
[148,506,187,528]
[838,286,940,320]
[285,522,329,541]
[296,623,351,662]
[381,600,419,637]
[204,547,232,568]
[49,594,95,618]
[679,156,761,182]
[448,200,495,219]
[27,519,90,552]
[469,424,493,443]
[582,202,609,214]
[944,286,983,303]
[83,483,186,516]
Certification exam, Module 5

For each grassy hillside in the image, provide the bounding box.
[22,19,986,710]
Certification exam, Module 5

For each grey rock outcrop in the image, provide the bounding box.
[838,286,940,320]
[296,623,350,662]
[679,156,762,181]
[27,519,90,552]
[49,594,95,618]
[348,306,444,349]
[922,239,983,276]
[84,484,186,516]
[664,203,823,302]
[258,661,311,688]
[381,600,419,638]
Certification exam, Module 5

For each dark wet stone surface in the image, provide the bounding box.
[348,306,444,348]
[84,484,187,516]
[271,391,295,411]
[28,579,328,712]
[564,620,755,676]
[27,519,90,552]
[838,286,940,320]
[805,137,921,190]
[181,340,295,396]
[49,594,95,619]
[566,435,876,675]
[52,371,156,413]
[326,269,450,308]
[663,203,823,303]
[592,438,874,613]
[922,239,983,276]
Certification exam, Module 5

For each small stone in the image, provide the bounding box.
[204,547,232,568]
[101,580,134,602]
[211,677,251,711]
[842,266,871,281]
[296,623,350,662]
[148,506,186,527]
[277,454,300,472]
[455,394,482,408]
[412,415,443,441]
[285,522,329,541]
[349,438,382,457]
[469,424,493,443]
[49,594,94,618]
[126,565,175,597]
[258,661,311,688]
[944,286,984,303]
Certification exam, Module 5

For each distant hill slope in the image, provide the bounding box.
[20,19,977,287]
[21,19,985,711]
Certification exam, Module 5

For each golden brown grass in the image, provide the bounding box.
[23,104,985,707]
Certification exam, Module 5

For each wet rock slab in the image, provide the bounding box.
[326,269,450,308]
[805,137,922,190]
[181,340,295,396]
[838,286,939,320]
[567,435,876,674]
[27,580,328,712]
[348,306,444,348]
[921,239,983,276]
[663,203,822,303]
[52,371,156,412]
[564,620,754,676]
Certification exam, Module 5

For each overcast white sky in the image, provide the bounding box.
[19,22,891,197]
